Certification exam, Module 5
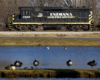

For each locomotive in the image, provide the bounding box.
[8,6,94,31]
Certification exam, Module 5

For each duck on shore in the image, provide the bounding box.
[5,64,16,70]
[66,60,73,69]
[87,60,97,69]
[24,67,28,69]
[14,60,23,69]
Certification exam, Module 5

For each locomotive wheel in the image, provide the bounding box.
[83,28,89,31]
[61,26,66,31]
[22,26,28,31]
[68,26,72,31]
[66,26,69,31]
[30,25,36,31]
[9,28,16,31]
[19,26,23,31]
[72,26,76,31]
[56,25,61,30]
[39,26,43,31]
[72,26,79,31]
[11,28,16,31]
[82,25,89,31]
[34,26,43,31]
[95,27,100,31]
[31,27,35,31]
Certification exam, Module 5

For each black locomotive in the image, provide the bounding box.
[8,6,94,31]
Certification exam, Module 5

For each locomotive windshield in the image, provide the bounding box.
[23,11,30,16]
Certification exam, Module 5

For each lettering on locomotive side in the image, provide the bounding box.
[23,16,30,18]
[48,13,75,18]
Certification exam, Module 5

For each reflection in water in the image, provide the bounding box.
[0,47,100,69]
[47,46,49,50]
[0,78,100,80]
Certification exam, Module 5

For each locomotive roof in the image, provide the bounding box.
[19,6,91,10]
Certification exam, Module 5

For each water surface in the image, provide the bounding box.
[0,47,100,69]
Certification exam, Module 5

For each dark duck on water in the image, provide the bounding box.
[87,60,97,69]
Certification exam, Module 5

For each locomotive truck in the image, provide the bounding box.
[8,6,94,31]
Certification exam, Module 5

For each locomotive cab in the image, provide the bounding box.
[19,7,32,20]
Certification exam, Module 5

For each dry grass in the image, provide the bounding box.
[0,38,100,46]
[0,69,100,78]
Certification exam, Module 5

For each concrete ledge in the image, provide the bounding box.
[0,32,100,38]
[0,32,100,35]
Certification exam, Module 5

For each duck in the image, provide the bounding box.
[24,67,28,69]
[14,61,20,67]
[14,60,23,69]
[19,62,23,68]
[5,66,12,70]
[5,64,16,70]
[10,64,16,70]
[87,60,97,69]
[66,59,73,69]
[33,60,39,68]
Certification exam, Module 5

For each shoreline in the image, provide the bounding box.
[0,32,100,46]
[0,69,100,78]
[0,38,100,46]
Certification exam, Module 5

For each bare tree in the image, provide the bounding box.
[84,0,98,25]
[77,0,99,25]
[31,0,64,7]
[31,0,47,6]
[0,0,31,30]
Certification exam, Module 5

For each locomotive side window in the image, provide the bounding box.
[23,11,25,15]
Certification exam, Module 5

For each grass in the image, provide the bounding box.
[0,38,100,46]
[0,69,100,78]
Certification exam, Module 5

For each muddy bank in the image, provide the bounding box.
[0,69,100,78]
